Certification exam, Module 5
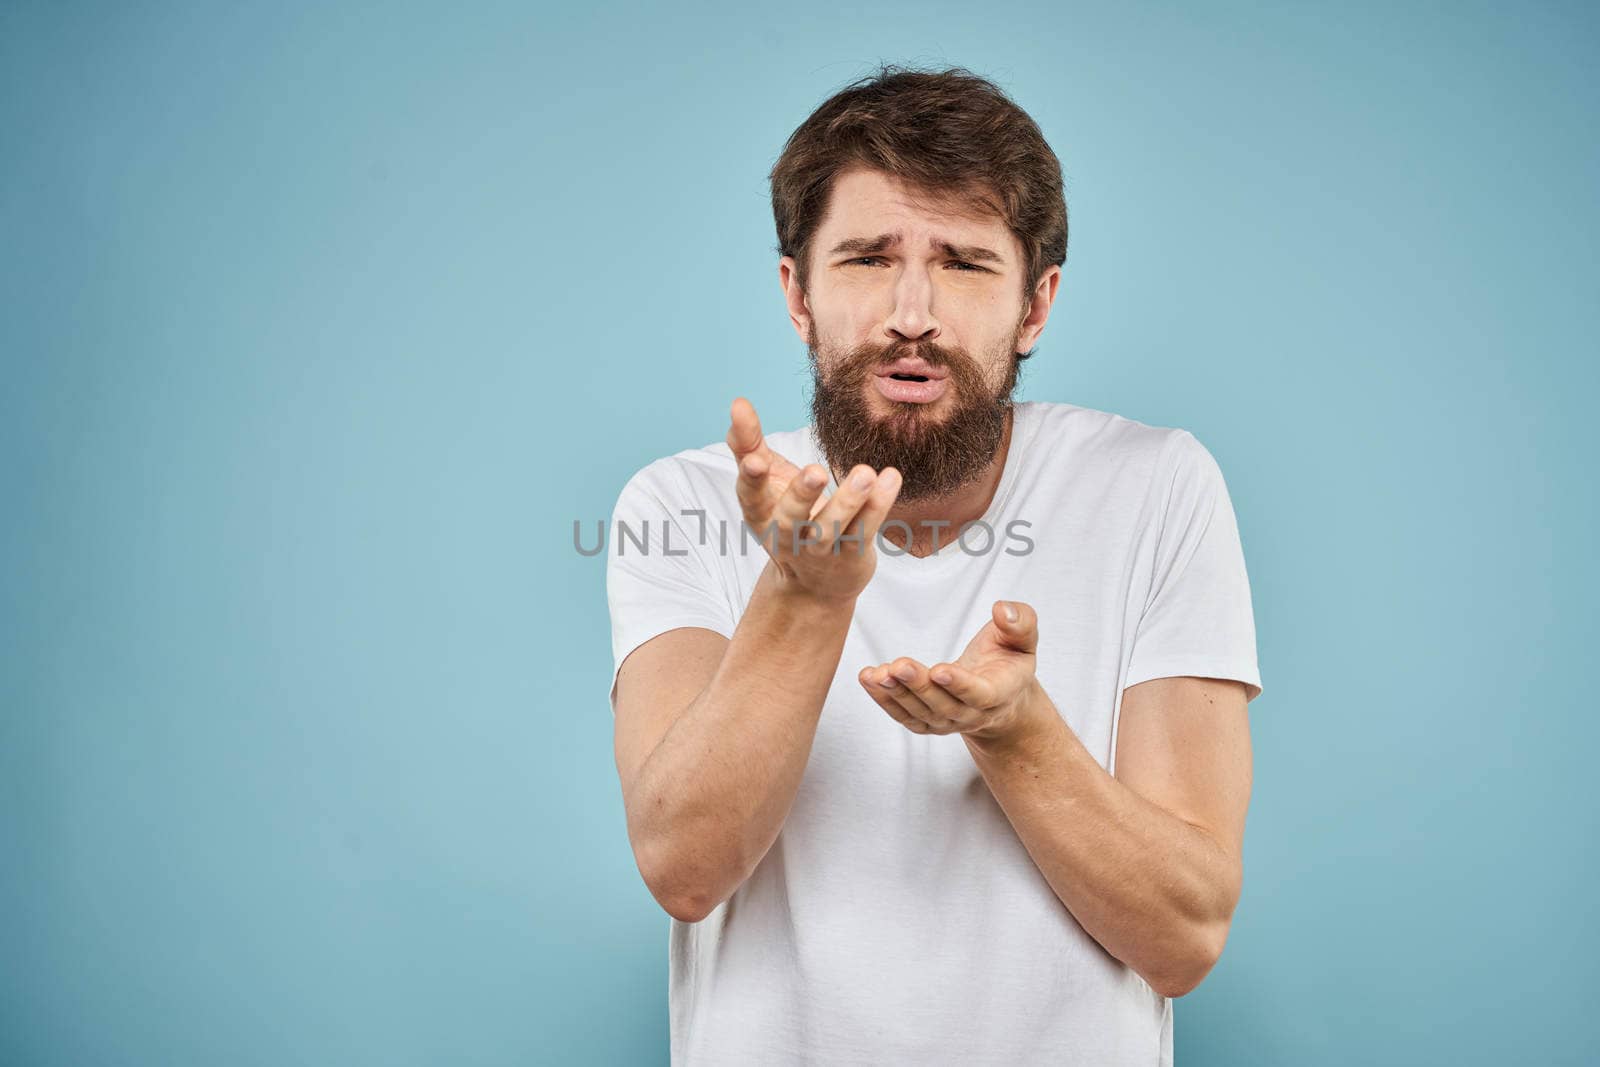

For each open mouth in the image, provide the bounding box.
[873,368,950,405]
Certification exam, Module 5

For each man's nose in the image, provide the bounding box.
[884,268,940,343]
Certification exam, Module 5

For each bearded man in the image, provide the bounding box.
[605,65,1263,1066]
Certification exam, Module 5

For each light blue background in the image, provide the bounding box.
[4,2,1595,1064]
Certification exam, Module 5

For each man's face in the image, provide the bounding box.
[781,167,1048,503]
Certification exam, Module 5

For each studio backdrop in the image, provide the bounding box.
[3,3,1595,1065]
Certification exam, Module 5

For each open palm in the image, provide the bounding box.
[951,610,1038,712]
[857,600,1041,740]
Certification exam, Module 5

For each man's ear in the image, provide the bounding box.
[1015,265,1061,354]
[779,255,812,344]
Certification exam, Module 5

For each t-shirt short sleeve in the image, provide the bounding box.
[605,460,737,715]
[1124,430,1263,703]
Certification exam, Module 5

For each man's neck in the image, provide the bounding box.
[848,405,1016,559]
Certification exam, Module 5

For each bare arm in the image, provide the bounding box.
[859,601,1253,997]
[614,563,853,922]
[612,398,901,922]
[961,673,1251,998]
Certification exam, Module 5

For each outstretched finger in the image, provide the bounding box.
[730,398,782,522]
[859,666,932,734]
[809,464,878,554]
[990,599,1039,654]
[880,660,959,733]
[772,463,830,549]
[726,397,768,462]
[899,665,974,721]
[735,449,772,514]
[843,466,903,547]
[927,662,1002,710]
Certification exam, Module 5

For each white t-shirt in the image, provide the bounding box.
[605,400,1263,1066]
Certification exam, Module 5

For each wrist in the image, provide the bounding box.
[762,559,858,618]
[966,677,1053,755]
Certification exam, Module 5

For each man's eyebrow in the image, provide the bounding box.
[825,232,1006,265]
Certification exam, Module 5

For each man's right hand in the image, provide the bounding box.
[726,396,901,605]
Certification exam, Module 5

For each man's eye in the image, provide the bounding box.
[848,257,984,273]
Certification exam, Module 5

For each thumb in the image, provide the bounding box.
[992,600,1039,653]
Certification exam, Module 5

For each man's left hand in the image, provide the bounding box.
[858,599,1045,743]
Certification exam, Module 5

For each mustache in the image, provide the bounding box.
[807,337,1013,504]
[836,340,970,375]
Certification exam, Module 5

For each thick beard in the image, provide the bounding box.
[807,331,1022,504]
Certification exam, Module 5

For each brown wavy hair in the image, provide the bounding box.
[768,64,1067,358]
